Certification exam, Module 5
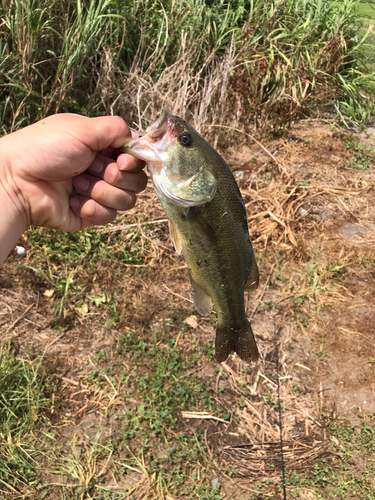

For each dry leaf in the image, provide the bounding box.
[43,289,54,298]
[185,315,198,329]
[75,302,88,317]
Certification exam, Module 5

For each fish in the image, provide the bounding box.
[120,108,259,362]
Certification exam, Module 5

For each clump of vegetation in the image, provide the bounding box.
[21,225,146,318]
[346,135,374,169]
[0,343,51,492]
[0,0,374,135]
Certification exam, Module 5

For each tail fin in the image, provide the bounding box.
[214,319,259,363]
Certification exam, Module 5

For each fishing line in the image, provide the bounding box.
[275,325,287,500]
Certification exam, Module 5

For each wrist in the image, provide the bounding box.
[0,138,29,266]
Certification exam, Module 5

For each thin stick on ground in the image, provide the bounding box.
[210,124,289,176]
[249,264,275,320]
[6,303,34,333]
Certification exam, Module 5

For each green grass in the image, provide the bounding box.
[27,226,145,269]
[346,135,375,169]
[358,2,375,19]
[360,28,375,70]
[0,343,52,493]
[0,323,228,498]
[0,0,374,133]
[22,225,147,318]
[111,326,223,497]
[288,416,375,499]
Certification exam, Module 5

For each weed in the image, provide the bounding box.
[24,264,79,317]
[361,255,375,269]
[52,435,114,497]
[313,349,328,360]
[291,256,348,308]
[346,135,374,170]
[23,225,146,319]
[111,325,224,496]
[27,226,145,268]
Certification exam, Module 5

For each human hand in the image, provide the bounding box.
[0,113,147,232]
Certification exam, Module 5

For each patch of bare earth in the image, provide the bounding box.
[1,120,375,498]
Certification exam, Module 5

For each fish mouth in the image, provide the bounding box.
[121,108,173,168]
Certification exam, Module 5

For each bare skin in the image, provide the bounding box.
[0,113,147,265]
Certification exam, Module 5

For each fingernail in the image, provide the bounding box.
[74,176,90,191]
[90,158,104,174]
[70,197,80,209]
[118,159,128,171]
[118,156,135,171]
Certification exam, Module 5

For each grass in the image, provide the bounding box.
[288,416,375,499]
[21,225,147,319]
[0,342,51,493]
[112,326,222,497]
[0,318,228,498]
[357,2,375,70]
[0,0,374,135]
[346,135,375,169]
[3,327,375,498]
[358,2,375,19]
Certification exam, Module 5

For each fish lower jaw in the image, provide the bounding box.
[146,161,163,176]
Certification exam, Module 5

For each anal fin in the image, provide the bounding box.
[245,259,259,291]
[190,276,212,316]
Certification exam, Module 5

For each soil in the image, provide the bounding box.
[225,122,375,416]
[1,119,375,498]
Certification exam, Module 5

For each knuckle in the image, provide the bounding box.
[91,180,108,200]
[82,199,99,219]
[124,192,136,210]
[110,115,129,136]
[107,164,121,186]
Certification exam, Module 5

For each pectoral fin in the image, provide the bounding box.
[190,276,212,316]
[168,220,183,255]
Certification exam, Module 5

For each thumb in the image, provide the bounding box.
[79,115,133,151]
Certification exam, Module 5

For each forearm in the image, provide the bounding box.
[0,143,28,266]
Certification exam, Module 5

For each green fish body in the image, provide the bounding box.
[122,109,259,362]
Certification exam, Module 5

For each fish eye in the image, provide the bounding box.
[180,134,192,147]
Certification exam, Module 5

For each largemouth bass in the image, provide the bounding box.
[121,109,259,362]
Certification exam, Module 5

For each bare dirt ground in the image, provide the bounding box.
[1,121,375,499]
